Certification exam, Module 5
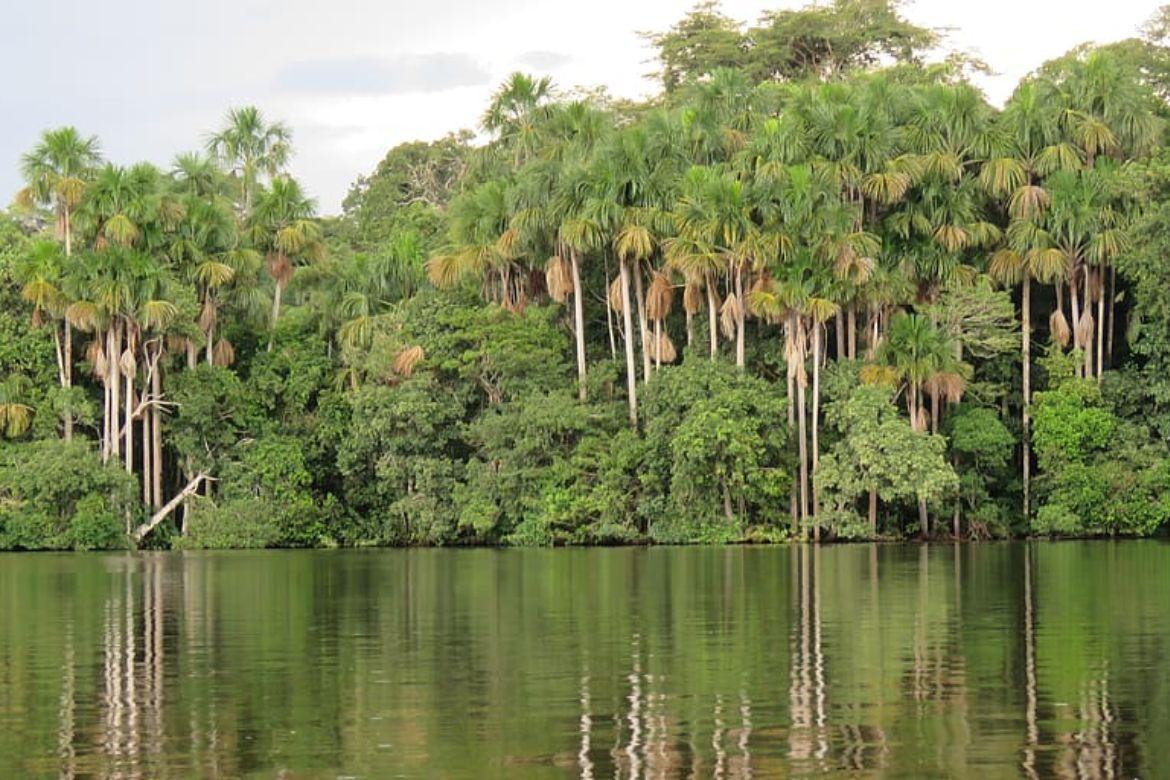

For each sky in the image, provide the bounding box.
[3,0,1161,215]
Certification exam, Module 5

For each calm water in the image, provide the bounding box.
[1,543,1167,778]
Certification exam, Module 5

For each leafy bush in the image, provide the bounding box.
[0,440,135,550]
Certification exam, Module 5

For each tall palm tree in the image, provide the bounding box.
[206,106,292,215]
[249,176,325,350]
[875,312,966,537]
[18,127,101,440]
[482,73,554,167]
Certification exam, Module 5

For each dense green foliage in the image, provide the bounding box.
[5,1,1170,549]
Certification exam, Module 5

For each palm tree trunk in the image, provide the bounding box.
[102,375,110,463]
[930,388,940,435]
[706,275,718,361]
[796,376,810,537]
[654,318,662,371]
[63,321,73,442]
[124,370,133,475]
[734,266,745,369]
[847,304,857,360]
[1106,266,1116,365]
[570,250,587,401]
[1022,276,1031,524]
[835,311,846,360]
[686,310,694,349]
[142,405,151,505]
[1096,267,1105,383]
[206,303,215,366]
[869,489,878,538]
[787,322,798,536]
[811,321,821,540]
[795,318,809,536]
[1082,268,1092,379]
[151,360,163,509]
[1069,267,1082,377]
[603,260,617,361]
[634,263,651,382]
[268,279,284,352]
[952,476,961,540]
[619,259,638,428]
[61,203,73,440]
[50,325,66,390]
[108,326,121,460]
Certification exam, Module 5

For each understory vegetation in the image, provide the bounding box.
[6,1,1170,549]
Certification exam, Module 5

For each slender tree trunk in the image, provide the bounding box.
[51,326,66,390]
[63,321,73,442]
[268,279,284,352]
[952,477,961,541]
[619,259,638,428]
[634,263,650,382]
[811,321,821,540]
[1023,276,1031,524]
[60,207,73,442]
[570,250,587,401]
[1096,267,1105,382]
[787,322,798,536]
[686,310,694,349]
[846,304,857,360]
[206,303,215,366]
[108,326,121,460]
[151,359,163,510]
[734,266,745,369]
[1069,267,1082,377]
[654,318,662,371]
[869,489,878,538]
[1082,267,1093,379]
[835,310,846,361]
[102,375,110,463]
[1106,266,1116,365]
[142,405,152,506]
[706,275,718,361]
[603,260,617,361]
[795,318,809,536]
[124,370,133,475]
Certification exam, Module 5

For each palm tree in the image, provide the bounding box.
[18,127,101,257]
[206,106,292,215]
[249,176,325,350]
[482,73,554,167]
[18,127,101,440]
[670,165,754,368]
[876,312,966,537]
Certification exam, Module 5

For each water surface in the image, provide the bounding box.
[1,543,1167,777]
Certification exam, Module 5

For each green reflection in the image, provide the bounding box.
[0,543,1167,777]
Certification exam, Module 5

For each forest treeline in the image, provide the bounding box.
[5,0,1170,549]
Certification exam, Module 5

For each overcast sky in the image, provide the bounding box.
[3,1,1161,214]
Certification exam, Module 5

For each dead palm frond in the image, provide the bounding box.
[213,338,236,367]
[544,255,572,303]
[1050,310,1071,348]
[646,272,674,321]
[393,345,426,377]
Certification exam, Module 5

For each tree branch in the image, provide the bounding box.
[132,472,212,542]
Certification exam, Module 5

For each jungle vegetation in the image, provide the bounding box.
[5,0,1170,549]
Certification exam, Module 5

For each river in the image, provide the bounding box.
[1,543,1166,777]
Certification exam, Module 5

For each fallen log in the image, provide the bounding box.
[132,473,210,542]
